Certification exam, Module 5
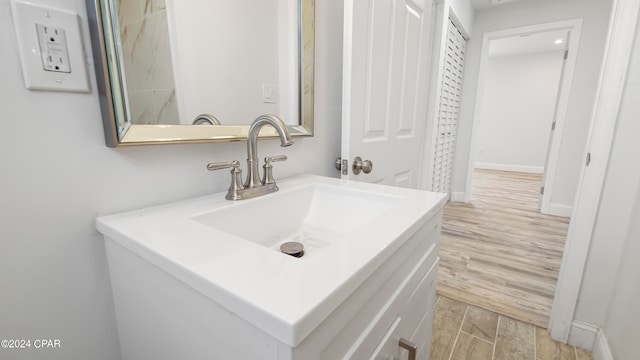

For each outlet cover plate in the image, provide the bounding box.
[11,0,89,92]
[36,23,72,73]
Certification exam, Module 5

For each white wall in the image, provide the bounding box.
[168,0,291,125]
[0,0,342,359]
[448,0,474,34]
[452,0,612,207]
[474,51,564,173]
[597,187,640,359]
[574,16,640,352]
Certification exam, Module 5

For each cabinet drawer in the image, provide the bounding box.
[344,254,439,359]
[369,260,438,360]
[290,213,442,360]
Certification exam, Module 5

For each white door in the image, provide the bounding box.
[539,30,570,209]
[340,0,434,188]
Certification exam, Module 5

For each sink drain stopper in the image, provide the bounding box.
[280,241,304,258]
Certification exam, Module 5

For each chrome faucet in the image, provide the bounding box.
[206,114,293,200]
[192,114,221,125]
[245,115,293,188]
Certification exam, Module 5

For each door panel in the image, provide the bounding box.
[342,0,433,187]
[540,30,570,209]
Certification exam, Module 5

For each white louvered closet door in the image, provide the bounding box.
[430,19,467,194]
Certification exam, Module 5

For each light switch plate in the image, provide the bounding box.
[262,84,277,104]
[11,0,89,92]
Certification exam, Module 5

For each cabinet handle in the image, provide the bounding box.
[399,338,417,360]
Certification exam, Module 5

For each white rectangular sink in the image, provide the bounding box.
[192,183,401,257]
[97,174,447,347]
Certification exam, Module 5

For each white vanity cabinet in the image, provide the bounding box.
[98,175,446,360]
[288,215,441,359]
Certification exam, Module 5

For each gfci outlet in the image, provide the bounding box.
[11,0,89,92]
[36,24,71,73]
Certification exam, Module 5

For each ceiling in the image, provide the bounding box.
[489,30,568,57]
[468,0,570,57]
[470,0,529,10]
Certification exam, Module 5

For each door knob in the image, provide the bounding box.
[352,156,373,175]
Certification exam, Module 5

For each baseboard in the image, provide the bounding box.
[474,162,544,174]
[450,192,466,202]
[541,202,573,217]
[568,321,598,351]
[449,187,573,216]
[592,328,613,360]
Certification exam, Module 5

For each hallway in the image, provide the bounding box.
[437,169,570,328]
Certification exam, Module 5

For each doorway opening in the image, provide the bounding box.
[464,20,583,218]
[438,20,583,329]
[472,29,569,211]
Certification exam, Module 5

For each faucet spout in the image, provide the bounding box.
[245,115,293,188]
[192,114,221,125]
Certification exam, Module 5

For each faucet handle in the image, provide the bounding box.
[265,155,287,163]
[207,160,240,171]
[262,155,287,185]
[207,160,244,199]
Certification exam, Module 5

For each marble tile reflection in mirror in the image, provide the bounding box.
[116,0,178,125]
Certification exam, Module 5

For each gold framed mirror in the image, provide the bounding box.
[86,0,314,147]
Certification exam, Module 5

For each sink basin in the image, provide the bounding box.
[192,183,401,258]
[97,174,447,346]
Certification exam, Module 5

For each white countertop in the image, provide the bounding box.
[96,174,446,346]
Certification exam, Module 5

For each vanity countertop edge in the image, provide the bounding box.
[96,174,447,347]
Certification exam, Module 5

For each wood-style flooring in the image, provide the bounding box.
[437,169,570,328]
[430,296,592,360]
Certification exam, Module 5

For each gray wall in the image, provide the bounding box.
[0,0,343,359]
[474,50,564,172]
[575,16,640,356]
[453,0,612,209]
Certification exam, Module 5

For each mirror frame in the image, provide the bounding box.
[85,0,314,147]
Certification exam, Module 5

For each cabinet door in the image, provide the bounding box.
[370,260,438,360]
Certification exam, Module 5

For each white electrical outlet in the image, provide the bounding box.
[36,24,71,73]
[11,0,89,92]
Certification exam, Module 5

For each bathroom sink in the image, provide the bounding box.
[97,174,447,346]
[192,183,401,258]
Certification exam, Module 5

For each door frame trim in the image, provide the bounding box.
[549,0,640,343]
[463,19,583,217]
